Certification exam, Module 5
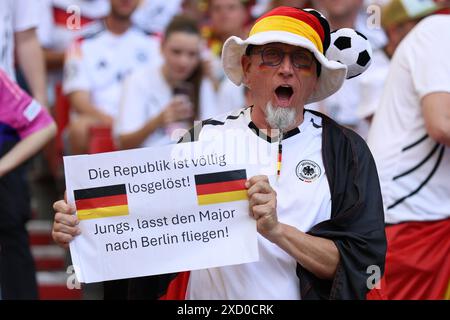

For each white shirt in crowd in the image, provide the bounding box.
[0,0,40,79]
[132,0,183,35]
[186,107,332,299]
[116,64,217,148]
[37,0,110,52]
[368,15,450,224]
[312,77,369,138]
[217,78,247,115]
[63,21,162,119]
[356,49,390,120]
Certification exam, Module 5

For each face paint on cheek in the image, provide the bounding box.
[299,67,314,76]
[258,63,272,70]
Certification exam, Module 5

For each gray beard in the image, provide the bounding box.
[265,102,297,132]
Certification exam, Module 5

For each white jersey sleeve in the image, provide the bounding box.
[13,0,40,32]
[116,70,151,135]
[408,15,450,98]
[36,0,55,48]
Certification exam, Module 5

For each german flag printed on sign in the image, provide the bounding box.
[74,184,129,220]
[195,169,248,205]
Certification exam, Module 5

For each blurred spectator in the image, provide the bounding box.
[0,70,56,299]
[268,0,312,10]
[203,0,253,87]
[310,0,387,138]
[316,0,387,49]
[367,9,450,300]
[63,0,162,155]
[0,0,48,106]
[250,0,271,17]
[182,0,210,22]
[116,15,217,149]
[37,0,110,106]
[357,0,444,124]
[204,0,254,114]
[38,0,110,70]
[132,0,183,36]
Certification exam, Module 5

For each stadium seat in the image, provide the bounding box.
[88,125,116,154]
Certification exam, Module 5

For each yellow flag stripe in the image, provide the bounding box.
[249,15,323,53]
[445,280,450,300]
[197,190,248,205]
[77,205,129,220]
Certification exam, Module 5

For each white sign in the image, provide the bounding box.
[64,141,261,283]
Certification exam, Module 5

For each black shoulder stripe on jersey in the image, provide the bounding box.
[388,144,445,210]
[202,119,225,126]
[225,109,246,121]
[310,117,322,128]
[201,108,246,127]
[177,110,248,144]
[402,134,429,152]
[283,127,301,139]
[177,119,221,143]
[393,142,440,180]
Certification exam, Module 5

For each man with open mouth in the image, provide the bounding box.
[52,6,386,300]
[162,6,387,300]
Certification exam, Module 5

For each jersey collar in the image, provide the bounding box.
[246,106,304,143]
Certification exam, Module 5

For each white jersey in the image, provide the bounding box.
[186,107,332,299]
[356,49,390,120]
[116,64,217,147]
[368,15,450,224]
[0,0,40,79]
[314,77,370,138]
[132,0,182,35]
[38,0,110,52]
[63,22,162,119]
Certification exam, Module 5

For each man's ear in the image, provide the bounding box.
[241,55,251,88]
[313,75,319,91]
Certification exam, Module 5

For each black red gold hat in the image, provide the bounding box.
[222,6,348,103]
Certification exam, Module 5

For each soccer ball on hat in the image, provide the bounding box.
[326,28,372,79]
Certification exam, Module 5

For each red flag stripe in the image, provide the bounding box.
[159,272,190,300]
[75,194,127,210]
[367,219,450,300]
[195,179,247,195]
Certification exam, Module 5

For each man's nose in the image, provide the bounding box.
[278,54,294,76]
[178,53,191,67]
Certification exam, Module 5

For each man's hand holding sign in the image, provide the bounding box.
[54,141,261,283]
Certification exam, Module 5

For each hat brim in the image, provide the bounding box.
[222,31,347,104]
